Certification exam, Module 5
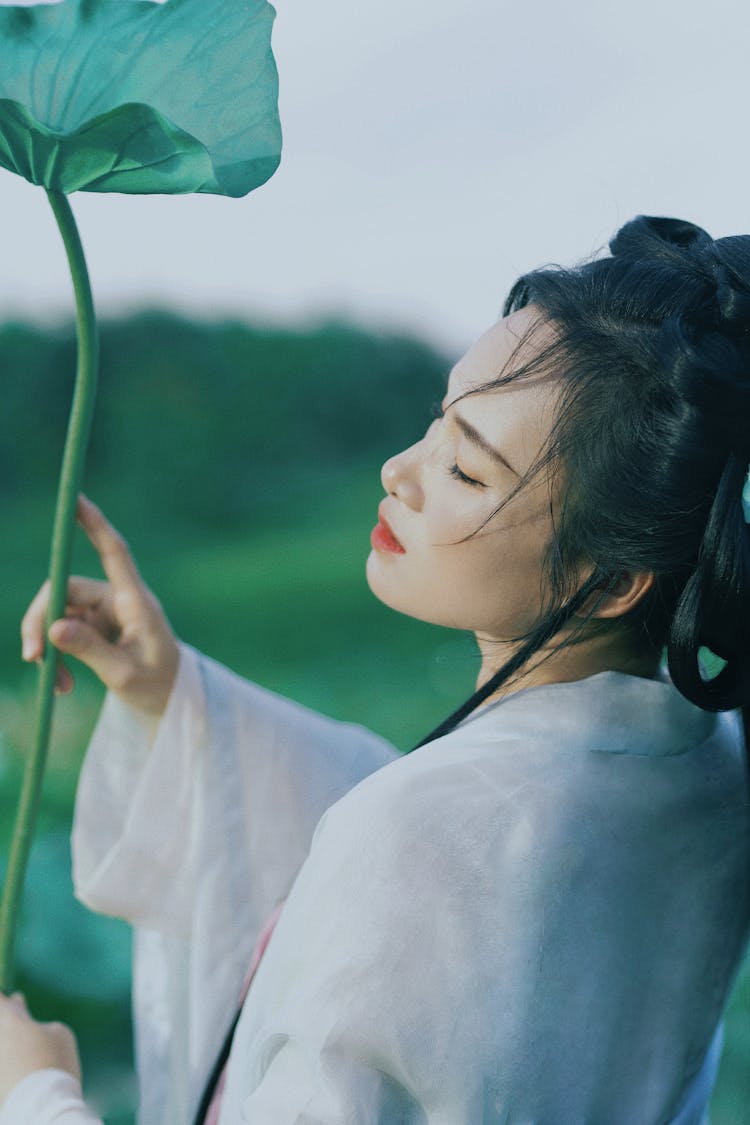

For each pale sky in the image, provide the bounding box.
[1,0,749,353]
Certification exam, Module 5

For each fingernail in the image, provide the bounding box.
[22,640,35,661]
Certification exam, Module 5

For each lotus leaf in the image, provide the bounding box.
[0,0,281,196]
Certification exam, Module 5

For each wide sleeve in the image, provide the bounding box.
[70,642,399,1125]
[0,1071,102,1125]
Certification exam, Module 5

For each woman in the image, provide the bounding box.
[1,215,749,1123]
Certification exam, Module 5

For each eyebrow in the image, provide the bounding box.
[451,410,521,478]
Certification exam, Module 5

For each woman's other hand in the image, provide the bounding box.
[20,495,179,718]
[0,992,81,1103]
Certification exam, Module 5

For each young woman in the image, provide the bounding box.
[2,214,749,1124]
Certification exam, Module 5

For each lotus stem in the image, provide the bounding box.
[0,190,99,991]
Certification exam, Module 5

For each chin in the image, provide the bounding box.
[365,549,397,606]
[366,549,416,618]
[365,551,455,628]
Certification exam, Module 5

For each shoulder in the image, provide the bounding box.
[306,666,750,891]
[312,725,589,888]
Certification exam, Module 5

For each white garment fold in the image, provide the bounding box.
[2,645,748,1124]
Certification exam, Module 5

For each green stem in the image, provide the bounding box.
[0,190,99,993]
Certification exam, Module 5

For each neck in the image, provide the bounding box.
[474,622,662,706]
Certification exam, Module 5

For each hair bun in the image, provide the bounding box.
[609,215,712,265]
[712,237,750,333]
[612,216,750,336]
[657,315,750,449]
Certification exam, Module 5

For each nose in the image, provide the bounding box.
[381,441,424,511]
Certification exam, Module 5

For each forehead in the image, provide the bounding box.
[448,305,550,395]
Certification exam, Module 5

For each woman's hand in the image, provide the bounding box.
[20,495,180,718]
[0,993,81,1103]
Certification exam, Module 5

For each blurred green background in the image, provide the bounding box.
[1,313,748,1122]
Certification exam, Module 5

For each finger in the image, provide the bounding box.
[65,576,112,605]
[48,618,135,692]
[77,496,143,596]
[54,662,74,695]
[22,577,111,662]
[21,580,50,661]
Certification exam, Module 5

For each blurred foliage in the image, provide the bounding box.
[0,311,448,526]
[0,311,748,1122]
[0,311,478,1121]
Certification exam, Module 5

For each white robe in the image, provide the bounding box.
[2,643,749,1124]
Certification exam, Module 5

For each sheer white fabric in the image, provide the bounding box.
[2,643,748,1124]
[0,1070,101,1123]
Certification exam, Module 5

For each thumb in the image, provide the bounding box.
[9,992,28,1014]
[48,618,132,690]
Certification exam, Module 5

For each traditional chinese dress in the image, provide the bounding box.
[2,645,748,1124]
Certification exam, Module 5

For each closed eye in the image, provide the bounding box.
[449,463,485,488]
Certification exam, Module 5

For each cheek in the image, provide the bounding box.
[366,492,552,635]
[364,534,508,633]
[431,524,550,633]
[425,483,495,543]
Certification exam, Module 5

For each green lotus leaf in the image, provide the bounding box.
[0,0,281,196]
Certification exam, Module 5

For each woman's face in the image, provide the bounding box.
[366,306,562,642]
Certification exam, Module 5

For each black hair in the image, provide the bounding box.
[416,216,750,749]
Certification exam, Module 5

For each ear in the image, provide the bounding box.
[576,570,656,620]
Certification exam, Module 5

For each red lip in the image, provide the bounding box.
[371,505,406,554]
